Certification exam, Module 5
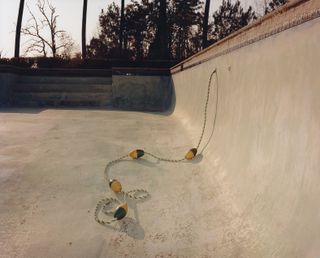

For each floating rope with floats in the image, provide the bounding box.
[94,68,218,225]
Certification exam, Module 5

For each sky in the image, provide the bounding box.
[0,0,266,58]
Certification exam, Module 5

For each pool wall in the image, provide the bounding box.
[0,72,17,107]
[0,66,172,111]
[170,0,320,256]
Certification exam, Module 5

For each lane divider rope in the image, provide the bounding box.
[95,68,218,225]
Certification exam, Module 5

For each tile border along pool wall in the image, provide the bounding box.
[171,0,320,74]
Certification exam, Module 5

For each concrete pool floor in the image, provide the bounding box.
[1,108,250,258]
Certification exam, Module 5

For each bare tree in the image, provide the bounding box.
[22,0,75,58]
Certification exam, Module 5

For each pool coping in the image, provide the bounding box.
[171,0,320,74]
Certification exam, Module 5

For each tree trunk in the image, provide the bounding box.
[148,0,169,59]
[119,0,125,54]
[52,39,56,57]
[14,0,25,58]
[158,0,169,59]
[135,33,143,60]
[51,27,56,57]
[82,0,88,59]
[202,0,211,49]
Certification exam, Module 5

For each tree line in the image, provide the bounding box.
[87,0,258,61]
[13,0,287,61]
[87,0,287,61]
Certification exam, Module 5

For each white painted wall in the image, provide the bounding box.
[171,9,320,258]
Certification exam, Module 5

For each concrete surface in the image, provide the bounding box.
[12,76,113,107]
[0,70,172,111]
[1,2,320,258]
[170,5,320,258]
[112,75,172,111]
[0,73,16,107]
[0,109,196,257]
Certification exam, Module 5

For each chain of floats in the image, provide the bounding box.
[95,69,217,225]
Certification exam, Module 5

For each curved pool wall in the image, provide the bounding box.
[171,0,320,256]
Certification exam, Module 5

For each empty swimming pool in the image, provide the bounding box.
[1,1,320,257]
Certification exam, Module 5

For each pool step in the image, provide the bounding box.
[12,92,112,107]
[12,76,113,107]
[14,83,112,93]
[17,76,112,84]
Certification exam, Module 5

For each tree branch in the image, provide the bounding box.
[22,0,74,57]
